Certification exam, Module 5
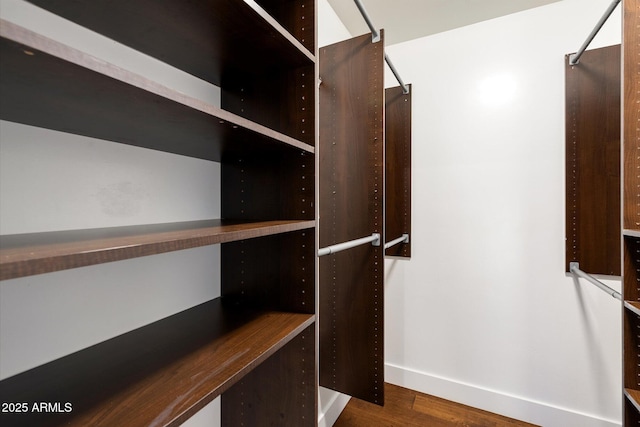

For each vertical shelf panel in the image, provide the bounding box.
[254,0,316,55]
[385,85,412,258]
[222,323,316,426]
[221,150,315,221]
[565,44,621,275]
[221,230,315,314]
[624,0,640,422]
[221,64,317,147]
[318,32,385,405]
[624,0,640,231]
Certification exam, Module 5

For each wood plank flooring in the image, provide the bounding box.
[333,383,540,427]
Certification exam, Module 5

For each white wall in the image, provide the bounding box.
[382,0,622,426]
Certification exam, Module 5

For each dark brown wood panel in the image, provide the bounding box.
[0,219,314,281]
[624,235,640,301]
[565,44,621,275]
[222,323,316,426]
[385,85,412,258]
[221,150,315,221]
[25,0,313,87]
[626,393,640,425]
[0,23,313,163]
[319,32,385,405]
[221,230,315,314]
[255,0,316,55]
[0,299,314,427]
[625,310,640,391]
[624,0,640,230]
[221,63,317,147]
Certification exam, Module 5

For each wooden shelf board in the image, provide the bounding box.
[0,219,315,280]
[624,229,640,238]
[625,301,640,317]
[0,299,315,426]
[25,0,315,87]
[0,21,314,162]
[626,388,640,413]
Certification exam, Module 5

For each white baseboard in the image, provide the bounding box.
[385,363,621,427]
[318,387,351,427]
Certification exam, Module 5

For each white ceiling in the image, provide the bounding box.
[326,0,564,45]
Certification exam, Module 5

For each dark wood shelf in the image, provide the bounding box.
[624,229,640,238]
[625,301,640,315]
[0,20,314,162]
[0,298,315,427]
[0,219,315,280]
[626,389,640,413]
[25,0,315,87]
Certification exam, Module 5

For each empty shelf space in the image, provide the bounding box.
[0,20,314,161]
[0,219,316,280]
[625,301,640,317]
[0,298,315,426]
[626,389,640,413]
[25,0,314,85]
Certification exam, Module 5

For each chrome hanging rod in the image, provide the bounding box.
[318,233,381,257]
[569,262,621,300]
[354,0,380,42]
[384,233,410,250]
[385,54,409,95]
[353,0,410,94]
[569,0,621,65]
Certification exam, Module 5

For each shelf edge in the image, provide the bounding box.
[1,219,316,280]
[625,301,640,317]
[0,19,314,155]
[243,0,316,63]
[624,229,640,238]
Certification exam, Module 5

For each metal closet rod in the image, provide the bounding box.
[569,0,621,65]
[318,233,380,257]
[353,0,410,94]
[384,233,410,249]
[569,262,621,300]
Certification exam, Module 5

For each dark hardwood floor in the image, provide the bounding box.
[334,383,540,427]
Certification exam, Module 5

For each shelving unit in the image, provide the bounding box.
[624,233,640,424]
[0,300,314,426]
[0,1,317,426]
[623,0,640,424]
